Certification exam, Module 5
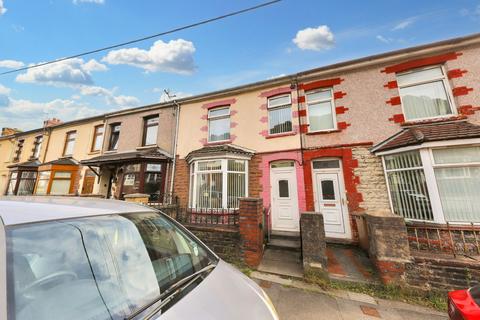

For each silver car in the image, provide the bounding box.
[0,197,278,320]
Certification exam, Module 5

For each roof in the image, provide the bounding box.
[81,147,172,166]
[7,160,41,169]
[42,157,80,166]
[0,196,155,226]
[185,144,254,162]
[371,121,480,153]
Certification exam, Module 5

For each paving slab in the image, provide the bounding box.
[258,248,304,278]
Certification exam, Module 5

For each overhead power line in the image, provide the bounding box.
[0,0,281,76]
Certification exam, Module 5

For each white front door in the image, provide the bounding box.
[270,162,299,231]
[313,160,351,239]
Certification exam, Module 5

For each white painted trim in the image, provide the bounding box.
[419,149,446,223]
[381,156,396,214]
[305,88,337,133]
[376,138,480,156]
[397,65,458,122]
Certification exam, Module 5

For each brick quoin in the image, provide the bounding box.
[447,68,468,79]
[381,52,462,74]
[383,80,398,89]
[335,106,349,114]
[458,105,480,115]
[386,96,401,106]
[389,114,405,124]
[452,86,473,97]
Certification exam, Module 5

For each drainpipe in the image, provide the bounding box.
[168,97,181,204]
[294,77,305,166]
[41,126,52,163]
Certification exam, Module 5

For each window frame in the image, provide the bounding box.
[34,166,77,196]
[380,141,480,225]
[32,135,43,159]
[189,157,249,209]
[90,125,104,152]
[267,94,293,135]
[62,131,77,157]
[108,123,121,151]
[396,65,457,122]
[207,106,231,143]
[305,88,337,133]
[13,139,24,162]
[142,115,159,146]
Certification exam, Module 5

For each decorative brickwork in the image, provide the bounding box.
[458,105,480,115]
[447,68,468,79]
[239,198,264,267]
[452,86,473,97]
[388,114,405,124]
[381,52,462,74]
[386,96,401,106]
[248,155,262,199]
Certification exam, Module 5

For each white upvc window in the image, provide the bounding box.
[382,144,480,224]
[306,88,336,132]
[396,66,456,121]
[267,94,292,135]
[208,107,230,142]
[189,158,248,209]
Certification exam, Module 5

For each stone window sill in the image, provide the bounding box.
[265,132,296,139]
[306,129,341,136]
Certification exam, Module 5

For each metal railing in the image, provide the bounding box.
[147,203,239,226]
[406,222,480,259]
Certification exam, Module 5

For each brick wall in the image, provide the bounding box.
[173,158,189,207]
[351,147,390,212]
[406,255,480,291]
[184,224,241,263]
[239,198,264,267]
[248,155,262,198]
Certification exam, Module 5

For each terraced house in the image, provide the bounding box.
[173,33,480,244]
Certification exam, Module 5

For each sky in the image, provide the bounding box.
[0,0,480,130]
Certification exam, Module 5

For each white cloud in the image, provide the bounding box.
[16,58,107,87]
[0,0,7,15]
[293,25,335,51]
[392,17,416,31]
[0,59,25,69]
[376,35,393,44]
[0,86,100,130]
[73,0,105,4]
[102,39,196,74]
[79,85,139,107]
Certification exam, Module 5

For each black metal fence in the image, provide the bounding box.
[148,203,239,226]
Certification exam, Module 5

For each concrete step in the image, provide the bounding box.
[270,230,300,238]
[258,248,304,279]
[267,238,301,252]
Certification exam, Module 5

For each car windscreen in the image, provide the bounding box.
[6,211,217,320]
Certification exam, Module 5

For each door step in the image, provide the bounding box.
[267,232,301,252]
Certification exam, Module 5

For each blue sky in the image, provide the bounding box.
[0,0,479,130]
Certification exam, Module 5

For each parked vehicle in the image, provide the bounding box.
[0,196,279,320]
[448,286,480,319]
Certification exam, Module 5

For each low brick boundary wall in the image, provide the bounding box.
[406,254,480,291]
[184,224,241,263]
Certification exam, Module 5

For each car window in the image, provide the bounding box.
[6,212,216,320]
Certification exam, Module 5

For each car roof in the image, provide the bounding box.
[0,196,156,226]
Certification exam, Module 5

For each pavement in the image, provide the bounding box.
[251,272,448,320]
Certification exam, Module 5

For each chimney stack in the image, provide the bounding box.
[1,127,21,136]
[43,118,62,128]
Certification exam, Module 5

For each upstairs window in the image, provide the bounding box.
[143,115,159,146]
[13,139,24,162]
[63,131,77,156]
[91,125,104,152]
[306,88,336,132]
[397,66,454,121]
[32,135,43,159]
[108,123,121,151]
[268,94,292,135]
[208,107,230,142]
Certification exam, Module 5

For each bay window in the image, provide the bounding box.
[397,66,455,121]
[190,159,248,209]
[208,107,230,142]
[268,94,292,135]
[306,88,336,132]
[383,145,480,224]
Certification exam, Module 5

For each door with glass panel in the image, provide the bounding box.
[313,160,351,239]
[270,161,299,231]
